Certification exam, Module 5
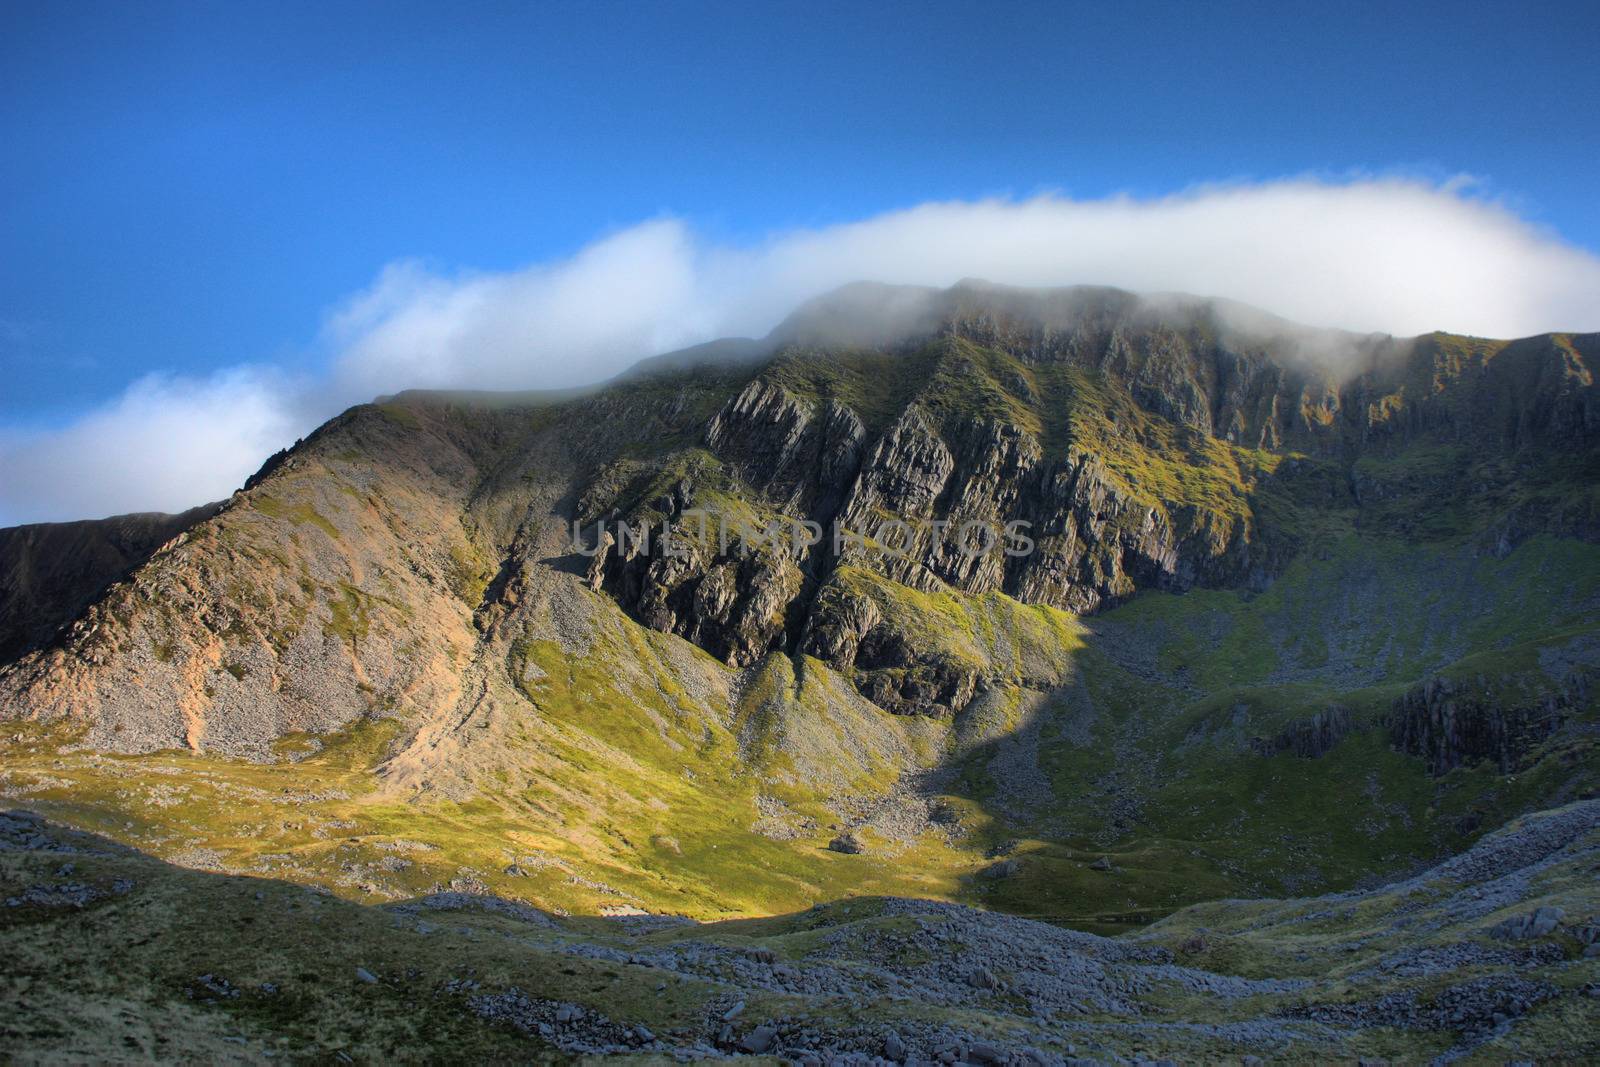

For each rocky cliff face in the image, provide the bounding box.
[582,286,1598,714]
[1390,669,1591,775]
[1247,706,1356,759]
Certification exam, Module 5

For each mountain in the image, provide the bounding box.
[2,281,1597,1059]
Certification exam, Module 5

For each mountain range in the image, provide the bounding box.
[2,281,1597,1061]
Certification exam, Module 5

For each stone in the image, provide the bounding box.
[1391,674,1572,776]
[968,1042,1002,1063]
[967,967,1001,990]
[980,859,1020,880]
[827,833,865,855]
[354,967,377,984]
[739,1024,778,1054]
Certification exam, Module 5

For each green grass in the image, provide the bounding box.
[251,494,341,540]
[325,582,372,649]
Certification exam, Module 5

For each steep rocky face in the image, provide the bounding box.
[705,379,866,518]
[1390,671,1589,775]
[575,286,1598,716]
[0,503,223,665]
[1249,706,1355,759]
[584,520,806,668]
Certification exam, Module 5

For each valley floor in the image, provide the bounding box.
[3,800,1597,1063]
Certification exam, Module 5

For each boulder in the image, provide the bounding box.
[827,833,865,855]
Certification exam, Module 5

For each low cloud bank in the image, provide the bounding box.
[5,177,1599,525]
[0,369,307,523]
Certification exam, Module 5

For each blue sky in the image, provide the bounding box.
[3,0,1600,522]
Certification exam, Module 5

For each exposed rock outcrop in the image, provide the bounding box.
[706,379,866,517]
[1390,672,1588,775]
[1250,706,1355,759]
[584,516,805,668]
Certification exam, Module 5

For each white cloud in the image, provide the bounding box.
[0,369,306,525]
[328,177,1600,398]
[4,177,1599,525]
[328,220,707,394]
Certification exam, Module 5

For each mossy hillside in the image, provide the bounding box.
[934,679,1431,921]
[1133,803,1600,1021]
[1353,439,1600,541]
[794,558,1483,923]
[1094,533,1600,693]
[964,688,1595,924]
[497,627,976,917]
[0,707,973,926]
[730,652,939,802]
[6,518,1597,934]
[824,564,1087,686]
[943,531,1600,905]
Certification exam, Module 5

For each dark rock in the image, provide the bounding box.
[739,1024,778,1054]
[979,859,1020,880]
[1390,673,1583,775]
[966,967,1001,990]
[1250,706,1356,759]
[968,1042,1002,1063]
[827,833,865,855]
